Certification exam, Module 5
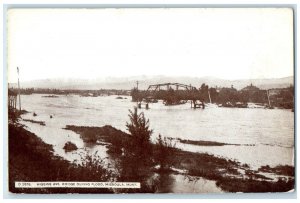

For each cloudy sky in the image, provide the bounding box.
[7,8,294,83]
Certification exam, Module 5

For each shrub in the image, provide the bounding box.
[155,134,176,172]
[63,141,78,152]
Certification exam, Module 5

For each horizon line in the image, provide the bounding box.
[7,75,294,84]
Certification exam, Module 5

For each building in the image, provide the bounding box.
[8,89,18,110]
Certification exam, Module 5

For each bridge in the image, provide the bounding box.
[132,82,209,109]
[146,83,197,92]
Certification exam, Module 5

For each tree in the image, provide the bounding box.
[195,83,209,102]
[209,87,218,103]
[131,88,139,102]
[163,87,180,105]
[126,107,153,157]
[120,107,154,180]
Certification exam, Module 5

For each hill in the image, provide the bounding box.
[9,75,293,90]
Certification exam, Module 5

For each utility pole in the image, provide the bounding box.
[136,81,141,108]
[17,67,21,111]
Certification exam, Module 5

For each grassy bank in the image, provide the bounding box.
[9,123,113,194]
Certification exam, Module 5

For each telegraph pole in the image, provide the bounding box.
[136,81,141,108]
[17,67,21,111]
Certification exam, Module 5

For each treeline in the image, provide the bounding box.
[9,88,131,96]
[8,83,294,109]
[131,84,294,108]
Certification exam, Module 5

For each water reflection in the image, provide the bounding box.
[153,173,223,193]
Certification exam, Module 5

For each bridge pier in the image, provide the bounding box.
[137,102,149,110]
[191,100,205,109]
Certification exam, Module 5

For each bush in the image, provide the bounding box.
[71,152,114,182]
[63,141,78,152]
[155,134,175,172]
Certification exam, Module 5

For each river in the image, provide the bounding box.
[19,94,294,170]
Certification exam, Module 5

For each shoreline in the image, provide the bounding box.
[9,123,114,194]
[8,108,295,193]
[175,138,241,146]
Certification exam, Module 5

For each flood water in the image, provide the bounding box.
[19,94,294,170]
[153,173,223,193]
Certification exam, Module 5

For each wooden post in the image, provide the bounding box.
[17,67,21,111]
[136,81,139,107]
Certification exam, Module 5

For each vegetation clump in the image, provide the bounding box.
[63,141,78,152]
[154,134,176,172]
[258,165,295,176]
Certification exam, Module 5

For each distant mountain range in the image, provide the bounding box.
[9,75,293,90]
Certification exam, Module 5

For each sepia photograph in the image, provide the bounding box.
[6,7,295,194]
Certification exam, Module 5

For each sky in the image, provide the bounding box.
[7,8,294,83]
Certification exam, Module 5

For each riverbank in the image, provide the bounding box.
[9,121,295,193]
[9,122,114,194]
[64,125,294,193]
